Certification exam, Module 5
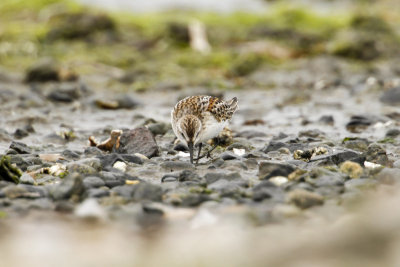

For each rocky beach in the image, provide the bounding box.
[1,0,400,266]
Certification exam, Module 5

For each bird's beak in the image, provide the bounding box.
[188,141,194,164]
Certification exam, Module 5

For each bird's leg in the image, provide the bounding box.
[195,143,202,165]
[206,137,219,158]
[194,137,220,161]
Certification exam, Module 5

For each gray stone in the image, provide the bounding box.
[178,170,207,187]
[364,143,390,166]
[380,86,400,105]
[287,189,324,209]
[117,127,159,158]
[343,138,370,152]
[132,182,163,202]
[83,176,105,189]
[47,84,81,102]
[97,153,143,169]
[86,188,110,198]
[9,141,31,154]
[220,151,240,161]
[208,179,244,199]
[386,128,400,138]
[111,185,136,199]
[252,180,284,202]
[99,171,125,188]
[25,58,59,82]
[49,173,85,200]
[310,150,365,166]
[20,173,35,185]
[258,161,296,180]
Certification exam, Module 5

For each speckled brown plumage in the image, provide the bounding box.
[172,95,237,123]
[171,95,238,164]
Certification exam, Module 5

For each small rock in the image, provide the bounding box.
[340,161,363,179]
[173,143,188,152]
[220,151,239,161]
[310,149,365,166]
[258,161,296,180]
[208,179,243,199]
[13,128,29,139]
[364,143,390,166]
[178,170,206,186]
[99,171,126,188]
[380,87,400,105]
[20,173,36,185]
[84,146,103,156]
[98,153,143,169]
[346,114,387,133]
[61,150,81,160]
[111,185,136,199]
[50,173,85,201]
[318,115,334,125]
[343,137,370,152]
[25,58,59,82]
[47,84,81,102]
[132,182,163,202]
[86,188,110,198]
[117,127,159,158]
[9,141,31,154]
[386,129,400,138]
[269,176,289,186]
[252,180,284,202]
[287,189,324,209]
[83,176,105,189]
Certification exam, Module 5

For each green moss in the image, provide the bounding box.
[378,137,396,144]
[0,156,22,184]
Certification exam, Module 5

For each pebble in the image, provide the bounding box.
[340,161,363,179]
[258,161,296,180]
[83,176,106,189]
[287,189,324,209]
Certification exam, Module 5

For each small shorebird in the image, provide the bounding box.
[171,95,238,164]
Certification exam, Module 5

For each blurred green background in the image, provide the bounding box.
[0,0,399,90]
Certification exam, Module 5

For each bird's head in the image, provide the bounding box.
[177,115,202,163]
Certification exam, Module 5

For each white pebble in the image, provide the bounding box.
[269,176,289,186]
[233,148,245,156]
[364,161,382,169]
[113,161,127,172]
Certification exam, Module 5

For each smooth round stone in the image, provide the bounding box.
[83,176,105,189]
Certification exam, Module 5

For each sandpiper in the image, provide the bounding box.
[171,95,238,164]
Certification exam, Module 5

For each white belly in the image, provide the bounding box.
[198,114,228,143]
